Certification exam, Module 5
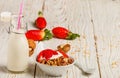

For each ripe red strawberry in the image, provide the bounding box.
[37,49,58,62]
[35,11,47,29]
[52,27,80,40]
[25,29,53,41]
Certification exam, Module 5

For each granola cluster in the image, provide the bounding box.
[39,56,74,66]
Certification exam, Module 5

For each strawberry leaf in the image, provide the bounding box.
[38,11,43,17]
[66,32,80,40]
[44,29,53,40]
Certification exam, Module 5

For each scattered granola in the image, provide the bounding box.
[111,61,118,68]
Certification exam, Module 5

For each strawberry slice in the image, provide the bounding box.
[52,50,58,55]
[37,52,43,62]
[37,49,58,61]
[42,49,53,60]
[58,49,69,58]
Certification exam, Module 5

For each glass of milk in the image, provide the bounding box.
[7,16,29,72]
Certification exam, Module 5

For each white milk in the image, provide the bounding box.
[7,30,29,72]
[7,16,29,72]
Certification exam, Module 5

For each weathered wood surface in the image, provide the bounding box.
[0,0,120,78]
[90,0,120,78]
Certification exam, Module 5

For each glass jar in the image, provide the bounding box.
[7,16,29,72]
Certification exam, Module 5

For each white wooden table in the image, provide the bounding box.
[0,0,120,78]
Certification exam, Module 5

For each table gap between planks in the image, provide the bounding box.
[0,0,120,78]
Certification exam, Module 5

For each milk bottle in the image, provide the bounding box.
[7,16,29,72]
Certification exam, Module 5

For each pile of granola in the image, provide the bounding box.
[39,56,74,66]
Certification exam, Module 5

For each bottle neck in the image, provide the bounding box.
[9,15,27,34]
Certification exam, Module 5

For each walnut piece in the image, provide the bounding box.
[57,44,71,53]
[28,39,36,56]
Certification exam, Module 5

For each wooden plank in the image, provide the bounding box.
[0,0,44,78]
[90,0,120,78]
[35,0,100,78]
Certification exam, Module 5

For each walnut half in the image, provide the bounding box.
[57,44,71,53]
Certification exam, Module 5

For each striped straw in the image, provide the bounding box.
[17,0,24,30]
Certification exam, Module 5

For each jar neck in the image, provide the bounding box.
[9,15,27,34]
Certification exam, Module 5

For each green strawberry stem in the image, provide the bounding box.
[66,32,80,40]
[44,29,53,40]
[38,11,43,17]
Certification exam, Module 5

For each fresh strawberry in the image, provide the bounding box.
[52,51,58,55]
[58,49,69,58]
[37,52,43,62]
[26,30,45,41]
[52,27,80,40]
[37,49,58,62]
[35,11,47,29]
[25,29,53,41]
[42,49,57,60]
